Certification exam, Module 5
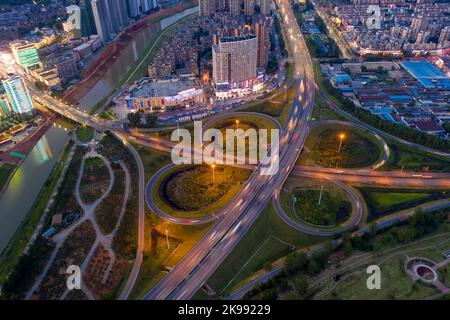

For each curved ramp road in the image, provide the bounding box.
[202,111,282,131]
[143,0,316,300]
[273,179,364,236]
[315,86,450,158]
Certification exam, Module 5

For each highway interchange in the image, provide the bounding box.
[22,0,450,301]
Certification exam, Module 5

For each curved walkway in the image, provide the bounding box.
[26,148,131,300]
[273,178,364,236]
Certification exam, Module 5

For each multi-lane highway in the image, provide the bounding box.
[22,0,450,301]
[143,0,316,300]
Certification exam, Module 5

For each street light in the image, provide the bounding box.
[235,120,240,130]
[338,133,345,153]
[211,164,216,184]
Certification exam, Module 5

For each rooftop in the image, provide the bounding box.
[130,78,198,98]
[402,61,450,89]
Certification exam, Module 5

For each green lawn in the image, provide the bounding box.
[152,165,251,219]
[243,63,296,127]
[369,192,430,210]
[280,187,351,228]
[206,114,278,162]
[76,126,94,143]
[381,138,450,173]
[326,254,439,300]
[311,93,345,122]
[203,202,331,297]
[128,144,214,299]
[218,235,293,294]
[358,187,450,222]
[297,123,384,168]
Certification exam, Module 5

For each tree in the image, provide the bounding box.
[343,240,353,257]
[127,112,141,127]
[284,251,308,275]
[260,289,277,300]
[306,259,320,276]
[295,275,309,296]
[145,113,157,128]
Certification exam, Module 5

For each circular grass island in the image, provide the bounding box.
[153,164,252,219]
[280,177,354,228]
[291,188,351,226]
[205,114,279,163]
[299,124,385,169]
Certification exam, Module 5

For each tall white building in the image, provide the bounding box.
[128,0,158,17]
[2,76,34,114]
[91,0,130,42]
[212,34,258,86]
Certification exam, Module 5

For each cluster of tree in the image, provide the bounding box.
[242,207,448,300]
[321,76,450,152]
[127,111,157,128]
[267,55,279,75]
[306,36,339,58]
[267,32,280,75]
[243,242,334,300]
[1,237,54,300]
[273,16,287,58]
[352,208,449,252]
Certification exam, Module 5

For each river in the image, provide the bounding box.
[0,125,69,252]
[0,6,198,253]
[77,6,199,111]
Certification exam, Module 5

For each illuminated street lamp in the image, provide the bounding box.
[165,229,170,249]
[211,164,216,184]
[235,120,240,130]
[337,133,345,153]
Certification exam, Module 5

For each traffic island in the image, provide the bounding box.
[148,164,252,222]
[298,122,387,169]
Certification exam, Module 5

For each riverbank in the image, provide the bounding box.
[0,139,73,285]
[0,114,56,199]
[63,1,197,104]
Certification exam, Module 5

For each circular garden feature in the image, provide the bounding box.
[300,124,384,168]
[413,264,438,283]
[157,165,251,217]
[291,187,352,226]
[205,114,279,163]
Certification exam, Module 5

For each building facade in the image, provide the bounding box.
[229,0,241,16]
[10,41,41,68]
[0,95,12,119]
[212,34,258,86]
[91,0,130,42]
[199,0,217,16]
[1,76,34,114]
